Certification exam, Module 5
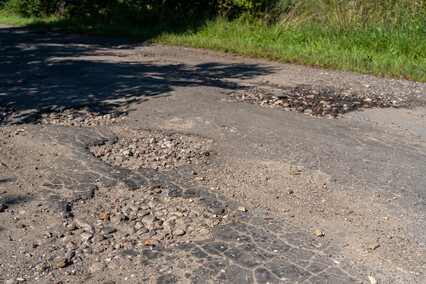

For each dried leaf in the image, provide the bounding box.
[99,213,110,220]
[290,171,301,175]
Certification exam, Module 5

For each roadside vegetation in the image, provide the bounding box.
[0,0,424,81]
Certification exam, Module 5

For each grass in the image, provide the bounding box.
[158,18,425,81]
[0,0,424,82]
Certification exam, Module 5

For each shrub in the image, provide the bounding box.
[235,0,280,20]
[5,0,62,17]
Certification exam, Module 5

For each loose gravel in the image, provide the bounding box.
[36,106,127,126]
[90,130,213,171]
[229,85,422,118]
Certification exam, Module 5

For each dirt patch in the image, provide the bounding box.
[90,127,213,171]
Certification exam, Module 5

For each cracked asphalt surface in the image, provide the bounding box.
[0,25,425,283]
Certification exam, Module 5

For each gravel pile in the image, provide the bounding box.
[90,130,213,171]
[37,107,127,126]
[229,85,415,118]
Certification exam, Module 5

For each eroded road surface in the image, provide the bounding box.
[0,25,425,284]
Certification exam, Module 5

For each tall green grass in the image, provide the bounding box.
[0,0,424,81]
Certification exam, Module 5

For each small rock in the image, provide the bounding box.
[134,222,144,230]
[315,229,324,237]
[139,228,149,234]
[89,262,106,273]
[368,244,380,251]
[368,276,377,284]
[56,258,68,268]
[237,206,247,212]
[36,264,47,272]
[142,215,159,224]
[290,171,301,176]
[74,218,94,233]
[194,177,204,181]
[174,229,185,236]
[111,214,127,223]
[108,258,122,269]
[80,232,93,243]
[198,229,210,236]
[91,233,105,243]
[0,203,8,212]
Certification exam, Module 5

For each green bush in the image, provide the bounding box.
[235,0,280,19]
[5,0,62,17]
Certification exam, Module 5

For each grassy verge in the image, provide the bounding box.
[0,6,424,82]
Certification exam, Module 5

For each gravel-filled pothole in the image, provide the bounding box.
[36,106,127,126]
[90,129,213,171]
[229,85,414,118]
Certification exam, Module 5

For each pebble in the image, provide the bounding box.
[89,262,106,273]
[74,219,94,233]
[368,244,380,251]
[369,276,378,284]
[142,215,159,224]
[91,233,105,243]
[56,258,68,268]
[237,206,247,212]
[80,232,93,243]
[0,203,8,212]
[315,229,324,237]
[174,229,185,236]
[102,227,117,234]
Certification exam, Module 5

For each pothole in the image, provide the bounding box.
[67,183,228,251]
[89,129,213,171]
[229,85,412,118]
[36,106,127,126]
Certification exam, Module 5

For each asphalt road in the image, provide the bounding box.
[0,25,425,283]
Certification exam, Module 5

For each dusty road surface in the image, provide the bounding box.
[0,25,425,283]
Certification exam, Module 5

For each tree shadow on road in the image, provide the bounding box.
[0,26,276,124]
